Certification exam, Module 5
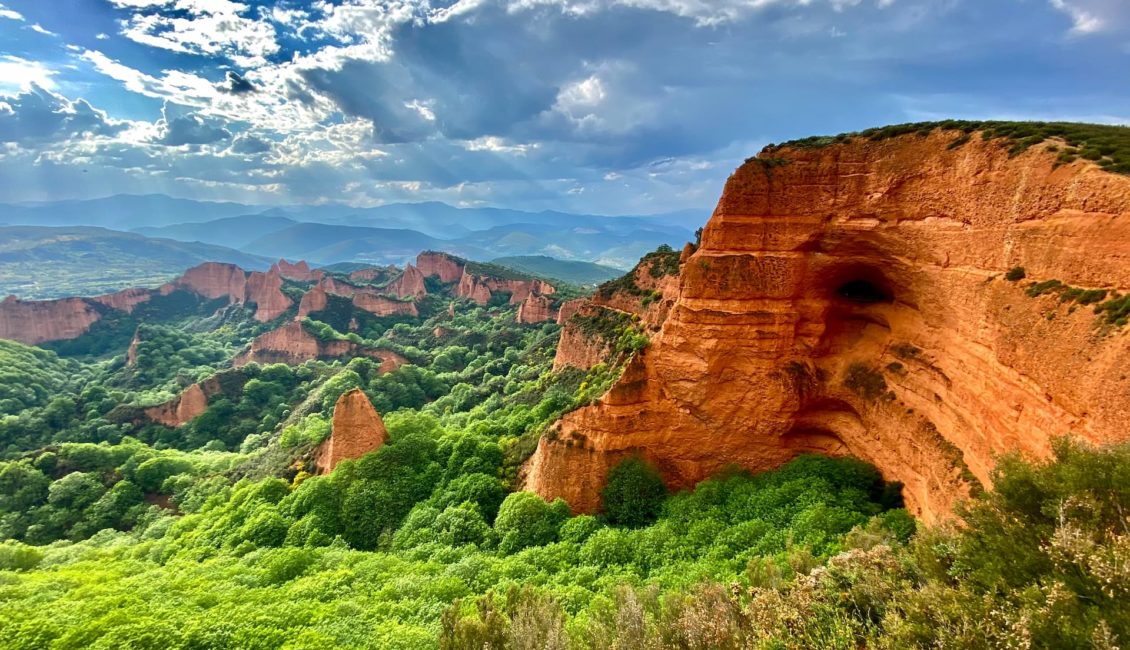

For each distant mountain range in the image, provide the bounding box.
[489,256,623,286]
[0,226,272,299]
[0,194,708,297]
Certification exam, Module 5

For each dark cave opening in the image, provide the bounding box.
[836,278,891,304]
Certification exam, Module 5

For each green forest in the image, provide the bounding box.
[0,264,1127,649]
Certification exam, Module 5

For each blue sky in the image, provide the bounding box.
[0,0,1127,214]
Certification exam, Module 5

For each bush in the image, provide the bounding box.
[1004,266,1026,281]
[0,540,44,571]
[601,456,667,527]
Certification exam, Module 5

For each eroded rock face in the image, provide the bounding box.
[456,271,493,305]
[176,262,248,301]
[385,264,428,299]
[246,268,292,321]
[556,298,587,325]
[297,282,328,319]
[352,290,419,317]
[526,131,1130,523]
[317,388,388,473]
[417,251,465,283]
[145,383,208,428]
[552,257,682,371]
[235,320,407,370]
[0,295,102,345]
[517,294,556,324]
[275,259,323,282]
[92,287,153,313]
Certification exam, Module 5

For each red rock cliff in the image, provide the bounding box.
[316,388,388,473]
[525,130,1130,523]
[517,294,556,324]
[385,264,428,299]
[417,251,465,283]
[246,267,292,321]
[0,295,103,345]
[275,259,323,282]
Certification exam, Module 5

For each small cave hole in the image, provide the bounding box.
[836,279,891,304]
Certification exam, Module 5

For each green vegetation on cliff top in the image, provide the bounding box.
[765,120,1130,175]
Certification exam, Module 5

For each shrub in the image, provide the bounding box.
[1004,266,1026,281]
[601,456,667,527]
[0,540,44,571]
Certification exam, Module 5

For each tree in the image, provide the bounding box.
[601,456,667,527]
[494,492,569,554]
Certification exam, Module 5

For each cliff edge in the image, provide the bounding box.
[526,125,1130,523]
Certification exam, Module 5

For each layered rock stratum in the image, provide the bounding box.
[527,128,1130,523]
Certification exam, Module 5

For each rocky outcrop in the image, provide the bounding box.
[246,267,292,321]
[552,304,619,371]
[275,259,323,282]
[456,271,493,305]
[236,321,407,371]
[0,295,102,345]
[385,264,427,299]
[144,383,208,428]
[171,262,292,323]
[349,266,394,283]
[126,328,141,366]
[517,294,556,324]
[175,262,248,301]
[297,282,328,319]
[526,129,1130,523]
[552,255,682,370]
[556,298,587,325]
[316,388,388,473]
[352,290,419,318]
[92,287,153,313]
[417,251,465,283]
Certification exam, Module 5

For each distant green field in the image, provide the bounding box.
[0,226,271,299]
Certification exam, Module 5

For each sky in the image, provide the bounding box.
[0,0,1127,215]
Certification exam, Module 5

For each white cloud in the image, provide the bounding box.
[463,136,538,154]
[114,0,280,68]
[0,3,23,21]
[0,56,56,93]
[1049,0,1130,35]
[29,23,56,36]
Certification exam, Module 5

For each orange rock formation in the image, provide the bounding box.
[385,264,428,299]
[317,388,388,473]
[145,383,209,428]
[526,130,1130,523]
[275,259,323,282]
[0,295,102,345]
[416,251,465,283]
[236,321,407,372]
[92,287,153,313]
[517,294,556,324]
[246,267,292,321]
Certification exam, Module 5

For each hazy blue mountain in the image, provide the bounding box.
[1,194,703,239]
[0,226,272,299]
[133,214,299,248]
[490,255,625,285]
[0,194,263,229]
[240,223,486,265]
